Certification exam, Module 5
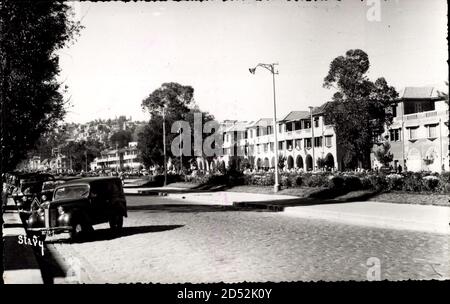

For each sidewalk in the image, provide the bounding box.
[124,186,188,195]
[124,186,298,205]
[2,198,44,283]
[282,201,450,235]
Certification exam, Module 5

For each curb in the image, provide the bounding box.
[124,190,168,196]
[2,201,44,284]
[233,201,284,212]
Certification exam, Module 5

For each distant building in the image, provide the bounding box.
[372,87,449,172]
[204,102,340,172]
[91,141,142,171]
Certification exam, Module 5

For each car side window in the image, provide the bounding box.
[110,182,121,196]
[90,189,98,199]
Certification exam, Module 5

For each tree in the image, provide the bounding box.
[32,124,70,161]
[62,139,105,172]
[138,82,215,170]
[110,130,132,149]
[437,81,449,105]
[373,141,393,167]
[278,155,286,170]
[322,49,398,170]
[0,2,82,172]
[316,157,327,170]
[0,1,81,282]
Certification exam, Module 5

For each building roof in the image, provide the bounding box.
[252,118,272,127]
[226,121,252,132]
[312,101,333,115]
[280,111,310,122]
[402,87,437,99]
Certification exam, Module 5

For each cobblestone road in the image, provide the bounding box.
[46,196,450,283]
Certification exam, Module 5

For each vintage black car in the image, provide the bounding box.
[26,177,127,240]
[13,173,55,211]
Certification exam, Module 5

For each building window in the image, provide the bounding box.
[257,144,260,154]
[270,142,274,152]
[427,124,438,138]
[286,140,293,150]
[314,137,322,147]
[304,120,311,129]
[278,141,283,150]
[286,123,293,132]
[294,121,301,130]
[267,126,272,135]
[325,135,332,147]
[407,127,418,140]
[389,129,401,142]
[278,124,283,133]
[392,105,397,117]
[295,139,302,150]
[304,138,312,149]
[314,117,319,128]
[263,143,268,153]
[414,103,423,113]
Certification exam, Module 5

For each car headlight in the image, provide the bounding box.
[41,195,47,201]
[22,196,27,202]
[57,206,65,215]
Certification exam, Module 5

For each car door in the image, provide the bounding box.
[89,181,110,224]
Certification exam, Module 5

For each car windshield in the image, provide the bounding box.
[22,183,42,194]
[42,180,65,191]
[54,185,89,200]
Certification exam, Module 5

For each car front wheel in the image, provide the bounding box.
[109,215,123,233]
[70,222,92,241]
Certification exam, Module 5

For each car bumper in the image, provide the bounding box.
[27,226,73,235]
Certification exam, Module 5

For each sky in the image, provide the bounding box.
[58,0,448,123]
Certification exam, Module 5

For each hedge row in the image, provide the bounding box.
[183,170,450,193]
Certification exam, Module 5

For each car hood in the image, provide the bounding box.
[48,197,90,207]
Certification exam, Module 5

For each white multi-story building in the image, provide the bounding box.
[372,87,449,172]
[91,141,142,171]
[210,102,341,172]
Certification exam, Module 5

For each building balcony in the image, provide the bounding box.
[394,110,449,123]
[123,154,138,160]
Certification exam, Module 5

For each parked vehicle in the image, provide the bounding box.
[13,173,55,211]
[26,177,127,241]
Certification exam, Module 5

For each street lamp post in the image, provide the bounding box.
[309,106,315,172]
[162,106,167,186]
[179,127,183,173]
[249,63,280,192]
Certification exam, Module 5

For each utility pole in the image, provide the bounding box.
[249,63,280,192]
[309,106,315,172]
[163,106,167,186]
[179,127,182,173]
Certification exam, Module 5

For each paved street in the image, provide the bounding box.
[43,195,450,283]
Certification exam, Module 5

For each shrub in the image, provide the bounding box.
[328,176,345,189]
[293,175,303,187]
[303,173,329,187]
[402,172,423,192]
[343,175,363,191]
[281,175,292,187]
[422,175,440,192]
[367,174,387,191]
[386,173,404,191]
[359,176,373,190]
